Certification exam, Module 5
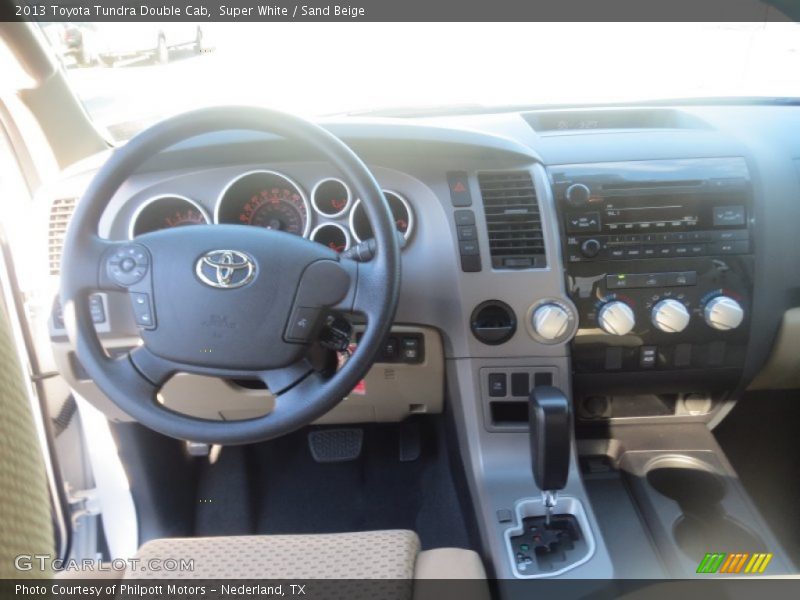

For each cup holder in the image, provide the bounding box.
[644,456,765,559]
[646,458,725,517]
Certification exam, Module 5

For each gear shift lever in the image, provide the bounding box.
[529,386,571,522]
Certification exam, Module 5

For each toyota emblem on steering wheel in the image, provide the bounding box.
[196,249,257,289]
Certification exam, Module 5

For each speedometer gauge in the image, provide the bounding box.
[241,188,305,234]
[216,170,310,237]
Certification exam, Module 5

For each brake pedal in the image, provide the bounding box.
[308,428,363,463]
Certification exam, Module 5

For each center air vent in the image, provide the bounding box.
[478,171,546,269]
[48,197,77,275]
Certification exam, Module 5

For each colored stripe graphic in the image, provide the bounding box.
[698,552,773,574]
[697,553,726,573]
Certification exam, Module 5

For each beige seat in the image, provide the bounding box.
[131,531,486,580]
[0,301,487,590]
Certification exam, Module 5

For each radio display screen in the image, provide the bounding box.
[599,194,744,232]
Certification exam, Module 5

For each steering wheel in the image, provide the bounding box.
[60,107,401,444]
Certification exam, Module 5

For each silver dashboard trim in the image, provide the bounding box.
[349,190,415,244]
[309,221,352,252]
[310,177,352,218]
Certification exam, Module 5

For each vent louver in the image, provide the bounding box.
[48,197,77,275]
[478,171,546,269]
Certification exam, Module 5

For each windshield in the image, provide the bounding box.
[43,22,800,140]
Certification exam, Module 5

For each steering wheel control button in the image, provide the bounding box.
[447,171,473,206]
[130,293,156,329]
[107,244,150,286]
[285,306,321,343]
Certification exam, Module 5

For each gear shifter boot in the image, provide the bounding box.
[529,385,571,491]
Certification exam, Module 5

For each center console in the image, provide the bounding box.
[551,158,754,402]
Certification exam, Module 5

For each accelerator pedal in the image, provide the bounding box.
[308,428,364,463]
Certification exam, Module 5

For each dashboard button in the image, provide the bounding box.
[488,373,507,397]
[401,336,422,362]
[447,171,472,206]
[665,271,697,286]
[642,246,657,258]
[639,346,657,368]
[711,229,749,241]
[566,212,601,233]
[460,254,482,272]
[511,373,530,397]
[713,206,746,227]
[624,246,642,258]
[454,209,476,226]
[609,248,625,259]
[458,225,477,241]
[459,240,480,256]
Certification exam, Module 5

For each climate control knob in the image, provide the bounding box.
[532,303,571,341]
[598,301,636,336]
[651,299,691,333]
[704,296,744,331]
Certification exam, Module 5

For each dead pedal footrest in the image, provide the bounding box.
[308,428,364,463]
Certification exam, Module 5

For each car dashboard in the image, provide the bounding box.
[16,101,800,579]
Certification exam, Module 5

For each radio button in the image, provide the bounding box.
[566,212,601,233]
[710,240,749,255]
[656,245,673,257]
[689,244,706,255]
[674,246,690,256]
[566,183,592,207]
[642,247,657,258]
[609,248,625,259]
[713,205,746,227]
[625,246,643,258]
[711,230,749,241]
[580,239,602,258]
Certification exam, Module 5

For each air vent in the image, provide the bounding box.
[478,171,546,269]
[48,197,77,275]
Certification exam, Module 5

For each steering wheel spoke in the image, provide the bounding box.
[259,358,315,395]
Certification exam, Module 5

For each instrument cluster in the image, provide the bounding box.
[128,169,415,254]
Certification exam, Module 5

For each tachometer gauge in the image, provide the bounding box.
[130,195,209,238]
[217,170,310,237]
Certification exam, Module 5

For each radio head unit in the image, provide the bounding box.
[552,158,752,262]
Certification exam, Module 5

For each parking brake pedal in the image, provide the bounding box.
[308,428,363,463]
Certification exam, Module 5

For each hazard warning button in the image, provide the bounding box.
[446,171,473,207]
